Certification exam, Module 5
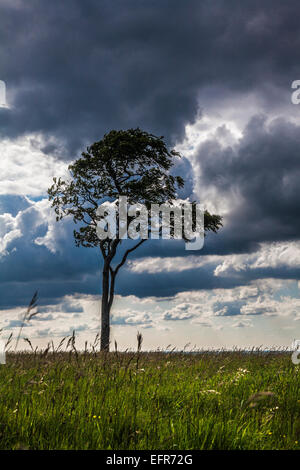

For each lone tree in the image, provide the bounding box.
[48,128,222,351]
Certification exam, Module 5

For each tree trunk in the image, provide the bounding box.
[100,265,110,351]
[99,240,144,351]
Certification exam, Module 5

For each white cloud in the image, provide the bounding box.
[111,308,158,329]
[175,89,300,220]
[0,134,69,197]
[128,255,222,274]
[0,216,22,258]
[173,279,300,320]
[240,300,276,316]
[0,195,71,257]
[214,241,300,277]
[128,241,300,278]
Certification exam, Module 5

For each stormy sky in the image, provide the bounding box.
[1,0,300,349]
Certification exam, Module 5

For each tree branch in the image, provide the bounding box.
[114,239,146,277]
[107,239,146,310]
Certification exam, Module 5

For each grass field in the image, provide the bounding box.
[0,343,299,450]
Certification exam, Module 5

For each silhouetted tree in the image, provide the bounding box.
[48,128,222,351]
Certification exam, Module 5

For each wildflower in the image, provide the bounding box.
[231,368,250,384]
[238,368,250,374]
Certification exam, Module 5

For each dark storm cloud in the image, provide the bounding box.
[2,1,300,311]
[197,115,300,254]
[0,196,223,308]
[0,0,300,156]
[0,244,241,309]
[115,264,242,298]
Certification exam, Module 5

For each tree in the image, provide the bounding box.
[48,128,222,351]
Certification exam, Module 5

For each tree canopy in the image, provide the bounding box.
[48,128,222,350]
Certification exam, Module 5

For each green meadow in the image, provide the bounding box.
[0,347,299,450]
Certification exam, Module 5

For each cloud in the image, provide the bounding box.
[213,242,300,280]
[172,279,300,319]
[111,308,154,328]
[240,301,276,316]
[35,323,90,338]
[0,135,69,196]
[164,301,211,321]
[191,319,213,327]
[1,0,300,156]
[191,116,300,255]
[5,319,25,329]
[0,217,21,258]
[232,319,253,328]
[164,311,195,321]
[0,194,102,307]
[128,255,221,274]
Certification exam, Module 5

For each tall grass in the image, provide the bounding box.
[0,335,299,450]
